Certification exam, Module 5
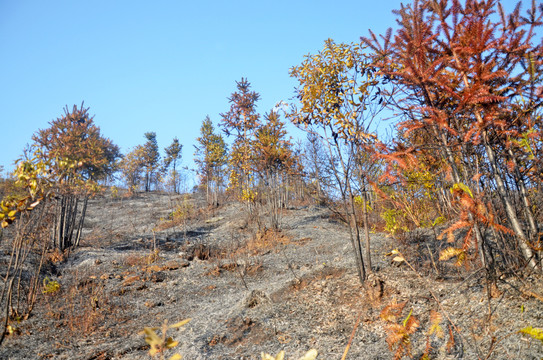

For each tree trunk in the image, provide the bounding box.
[483,134,538,270]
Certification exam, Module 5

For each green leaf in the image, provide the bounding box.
[402,308,413,327]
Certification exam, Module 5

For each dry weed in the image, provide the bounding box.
[239,228,293,256]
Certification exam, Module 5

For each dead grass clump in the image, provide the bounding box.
[241,228,292,256]
[123,250,161,268]
[43,275,121,337]
[205,260,263,277]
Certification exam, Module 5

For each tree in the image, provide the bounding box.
[119,146,146,191]
[142,132,161,192]
[288,39,388,283]
[363,0,543,271]
[253,110,296,229]
[32,103,120,250]
[195,116,228,206]
[220,78,261,201]
[164,138,183,194]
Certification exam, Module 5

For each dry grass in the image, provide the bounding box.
[240,228,293,256]
[122,250,161,268]
[42,272,123,338]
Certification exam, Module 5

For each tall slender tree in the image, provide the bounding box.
[289,39,388,283]
[220,78,261,201]
[142,132,160,192]
[195,116,228,206]
[253,110,296,229]
[164,138,183,193]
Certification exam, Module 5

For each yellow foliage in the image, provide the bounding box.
[261,349,318,360]
[427,310,444,338]
[42,277,60,295]
[450,183,473,198]
[519,326,543,344]
[439,247,466,267]
[140,319,190,359]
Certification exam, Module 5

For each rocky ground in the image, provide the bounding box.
[0,191,542,359]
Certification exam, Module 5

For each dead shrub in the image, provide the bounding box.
[205,260,263,277]
[43,274,120,337]
[185,243,225,261]
[240,228,292,256]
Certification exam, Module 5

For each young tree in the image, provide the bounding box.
[119,146,146,191]
[288,39,388,283]
[220,78,261,202]
[164,138,183,193]
[253,110,297,229]
[142,132,161,192]
[363,0,543,271]
[195,116,228,206]
[32,103,120,250]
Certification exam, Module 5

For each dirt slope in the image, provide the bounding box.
[1,192,542,359]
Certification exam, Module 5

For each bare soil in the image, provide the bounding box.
[1,192,542,359]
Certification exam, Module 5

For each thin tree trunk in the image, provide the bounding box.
[74,196,88,248]
[361,184,373,272]
[483,135,538,269]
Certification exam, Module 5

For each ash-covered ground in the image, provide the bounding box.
[1,192,542,359]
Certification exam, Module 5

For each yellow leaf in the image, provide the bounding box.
[519,326,543,343]
[143,327,162,346]
[451,183,473,198]
[169,354,183,360]
[299,349,318,360]
[392,256,405,263]
[169,318,191,329]
[165,337,179,349]
[261,351,285,360]
[439,247,464,261]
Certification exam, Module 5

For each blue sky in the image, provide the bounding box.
[0,0,405,181]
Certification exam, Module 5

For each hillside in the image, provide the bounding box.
[1,192,542,359]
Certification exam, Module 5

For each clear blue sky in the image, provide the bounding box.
[0,0,406,181]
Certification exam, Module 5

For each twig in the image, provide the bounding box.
[341,308,364,360]
[426,243,439,276]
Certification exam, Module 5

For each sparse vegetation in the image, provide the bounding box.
[1,0,542,358]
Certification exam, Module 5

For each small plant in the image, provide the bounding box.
[380,209,408,236]
[261,349,318,360]
[110,185,119,198]
[140,318,190,360]
[42,277,60,295]
[380,301,420,360]
[519,326,543,344]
